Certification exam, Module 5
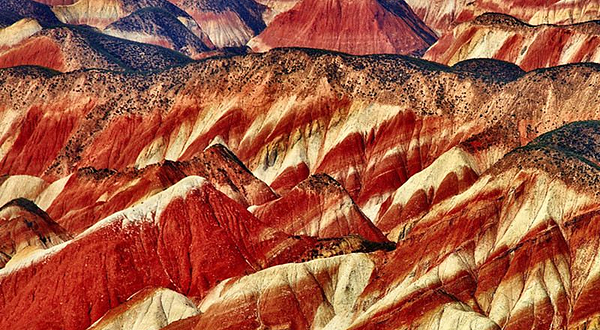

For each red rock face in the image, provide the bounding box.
[178,122,600,330]
[45,144,276,234]
[0,26,193,72]
[167,0,267,47]
[405,0,599,34]
[0,177,316,330]
[424,13,600,71]
[0,36,65,71]
[1,48,600,330]
[252,174,387,242]
[0,198,70,268]
[248,0,437,55]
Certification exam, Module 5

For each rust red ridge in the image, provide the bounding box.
[179,107,254,161]
[0,198,71,267]
[377,189,429,235]
[519,29,574,71]
[564,209,600,325]
[356,114,471,206]
[269,162,310,194]
[353,288,460,329]
[493,34,525,62]
[236,95,352,167]
[376,167,479,235]
[572,36,600,63]
[361,186,505,297]
[356,199,571,328]
[0,37,65,72]
[0,182,314,330]
[194,263,340,330]
[48,144,276,234]
[0,99,95,177]
[428,26,479,64]
[315,132,367,199]
[427,12,600,70]
[87,287,167,328]
[253,174,387,242]
[251,0,436,55]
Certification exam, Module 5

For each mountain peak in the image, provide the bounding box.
[249,0,437,55]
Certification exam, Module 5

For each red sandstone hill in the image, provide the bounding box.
[405,0,600,34]
[0,198,71,268]
[424,13,600,71]
[104,8,214,59]
[166,0,268,47]
[51,0,197,29]
[164,121,600,330]
[34,0,216,56]
[1,0,62,27]
[1,49,600,330]
[252,174,387,242]
[248,0,437,55]
[0,25,192,72]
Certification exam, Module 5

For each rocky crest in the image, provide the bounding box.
[425,13,600,70]
[248,0,437,55]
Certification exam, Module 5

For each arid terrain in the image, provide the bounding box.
[0,0,599,329]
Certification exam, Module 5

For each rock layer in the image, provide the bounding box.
[249,0,437,55]
[0,49,600,330]
[0,198,70,268]
[0,176,316,330]
[104,8,214,58]
[425,13,600,71]
[168,0,267,47]
[0,25,192,72]
[405,0,600,34]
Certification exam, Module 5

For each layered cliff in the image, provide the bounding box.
[167,0,267,47]
[104,8,214,58]
[248,0,437,55]
[0,176,320,329]
[165,121,600,330]
[0,48,599,329]
[0,198,70,268]
[405,0,600,34]
[0,25,192,71]
[48,0,214,55]
[425,13,600,71]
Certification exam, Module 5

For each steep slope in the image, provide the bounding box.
[104,8,213,59]
[89,288,199,330]
[425,13,600,71]
[0,25,192,72]
[0,176,316,330]
[0,175,49,207]
[194,253,380,330]
[49,0,214,55]
[0,198,70,268]
[404,0,600,34]
[168,0,267,47]
[248,0,437,55]
[0,50,599,229]
[42,144,277,234]
[252,174,387,242]
[403,0,470,34]
[0,19,43,51]
[345,121,600,330]
[172,121,600,330]
[0,0,62,27]
[52,0,193,29]
[462,0,600,27]
[254,0,299,23]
